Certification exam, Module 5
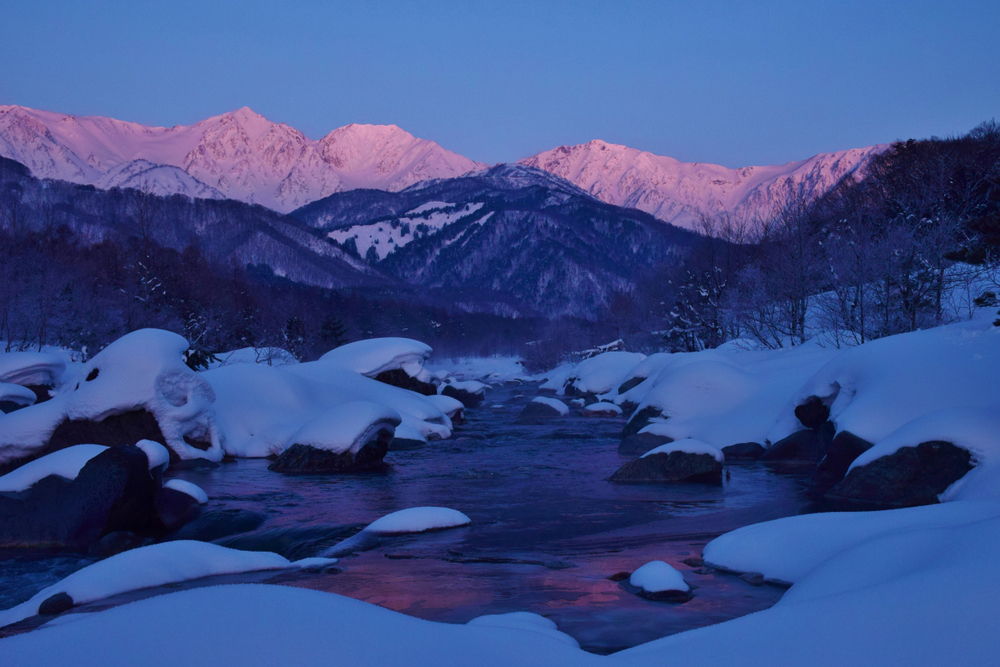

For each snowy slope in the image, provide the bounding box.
[0,105,486,213]
[520,140,884,230]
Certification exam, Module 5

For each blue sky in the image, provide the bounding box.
[2,0,998,166]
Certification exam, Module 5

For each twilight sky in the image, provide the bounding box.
[2,0,998,167]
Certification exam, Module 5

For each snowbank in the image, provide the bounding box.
[0,329,222,465]
[844,407,1000,502]
[768,318,1000,444]
[629,561,690,593]
[0,350,68,387]
[0,541,336,628]
[290,402,401,455]
[640,436,724,463]
[0,382,38,407]
[364,507,471,534]
[564,351,646,396]
[319,338,432,379]
[466,612,580,649]
[203,362,448,458]
[0,444,107,493]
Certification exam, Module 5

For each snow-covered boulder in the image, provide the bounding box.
[563,351,646,397]
[628,560,691,602]
[0,444,107,493]
[0,330,222,468]
[0,382,39,411]
[0,541,335,629]
[610,438,723,484]
[616,353,673,398]
[423,394,465,423]
[0,350,68,387]
[537,363,575,394]
[268,402,401,473]
[441,379,487,408]
[824,407,996,508]
[323,506,470,556]
[0,445,164,550]
[518,396,569,420]
[319,338,436,394]
[581,401,623,417]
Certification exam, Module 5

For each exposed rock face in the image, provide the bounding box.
[762,421,835,462]
[617,377,645,395]
[826,441,974,508]
[0,446,163,551]
[47,409,167,455]
[634,588,693,603]
[388,437,426,451]
[168,509,266,542]
[794,396,830,430]
[618,432,671,456]
[609,451,722,485]
[442,385,484,409]
[811,431,874,493]
[155,486,204,534]
[38,592,73,616]
[622,406,663,439]
[373,369,436,396]
[268,437,391,474]
[721,442,766,460]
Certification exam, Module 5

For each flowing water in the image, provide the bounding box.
[0,384,812,652]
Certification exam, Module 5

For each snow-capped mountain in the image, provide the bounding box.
[0,105,486,213]
[293,164,699,318]
[519,140,884,230]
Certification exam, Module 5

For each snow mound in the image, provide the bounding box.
[0,541,336,628]
[164,479,209,504]
[212,347,299,368]
[0,351,67,387]
[0,329,221,466]
[640,436,724,463]
[424,394,465,418]
[364,507,471,534]
[291,402,402,454]
[845,407,1000,502]
[531,396,569,415]
[0,444,107,493]
[538,363,576,394]
[319,337,432,378]
[768,319,1000,445]
[441,379,487,395]
[0,584,591,666]
[582,402,623,416]
[565,351,646,396]
[467,612,580,649]
[136,439,170,471]
[629,561,690,593]
[0,382,37,407]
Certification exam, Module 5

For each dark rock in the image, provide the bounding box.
[811,431,874,493]
[155,487,203,534]
[739,572,765,586]
[761,421,835,462]
[681,557,704,567]
[721,442,766,460]
[373,369,436,396]
[442,384,485,409]
[0,400,25,414]
[268,436,391,474]
[608,571,632,582]
[610,450,722,485]
[47,409,166,454]
[38,592,74,615]
[826,441,974,508]
[89,530,148,558]
[618,431,672,456]
[621,406,663,439]
[170,458,221,471]
[168,509,267,542]
[517,400,565,420]
[693,567,717,575]
[636,588,692,603]
[389,437,426,451]
[794,396,830,430]
[0,445,161,551]
[25,384,53,405]
[617,376,645,395]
